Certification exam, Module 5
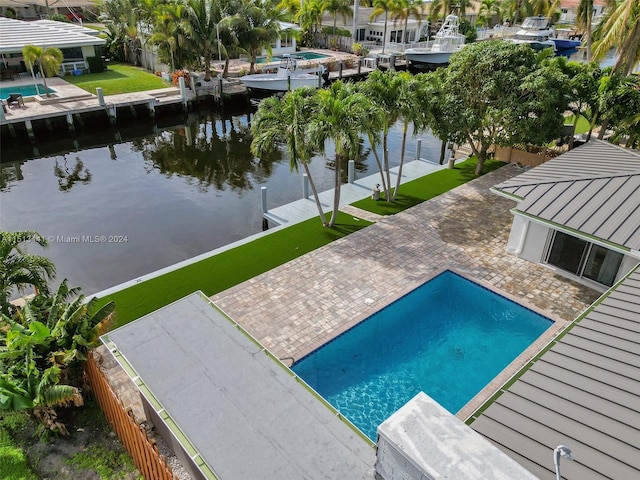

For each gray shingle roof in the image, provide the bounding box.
[0,17,104,54]
[471,265,640,480]
[492,141,640,251]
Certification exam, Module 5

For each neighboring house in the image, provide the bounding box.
[0,17,105,74]
[322,7,429,47]
[491,140,640,292]
[559,0,607,25]
[0,0,97,21]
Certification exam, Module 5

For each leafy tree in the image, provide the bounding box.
[251,88,329,226]
[0,231,55,317]
[149,2,187,71]
[592,0,640,76]
[22,45,63,98]
[593,70,640,140]
[437,41,570,175]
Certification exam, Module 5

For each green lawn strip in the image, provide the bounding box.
[97,212,372,327]
[0,423,37,480]
[63,63,171,96]
[565,114,590,135]
[352,157,505,216]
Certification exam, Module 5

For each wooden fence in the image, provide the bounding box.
[494,145,565,167]
[84,351,177,480]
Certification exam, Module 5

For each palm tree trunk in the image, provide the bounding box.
[368,134,388,194]
[328,154,342,227]
[382,12,388,54]
[383,133,392,201]
[392,121,409,200]
[302,162,329,226]
[38,64,50,98]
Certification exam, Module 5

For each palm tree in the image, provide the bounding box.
[356,69,403,200]
[185,0,224,81]
[324,0,353,35]
[370,0,397,53]
[392,0,425,43]
[392,71,427,200]
[478,0,501,27]
[309,82,369,226]
[149,3,186,71]
[224,0,283,74]
[576,0,594,61]
[592,0,640,76]
[21,45,63,98]
[297,0,325,46]
[429,0,452,23]
[251,88,329,226]
[0,231,55,316]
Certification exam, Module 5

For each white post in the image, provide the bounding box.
[415,138,422,160]
[348,160,355,183]
[261,186,267,214]
[96,87,105,107]
[178,76,187,107]
[302,174,309,199]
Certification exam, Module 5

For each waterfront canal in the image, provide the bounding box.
[1,107,443,295]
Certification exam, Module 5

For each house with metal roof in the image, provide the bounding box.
[491,140,640,292]
[472,140,640,479]
[0,16,105,74]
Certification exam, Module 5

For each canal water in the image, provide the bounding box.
[1,107,443,295]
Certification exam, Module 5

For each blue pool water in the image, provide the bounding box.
[292,270,552,441]
[0,84,54,98]
[255,52,330,64]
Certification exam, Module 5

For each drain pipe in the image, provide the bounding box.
[514,217,529,255]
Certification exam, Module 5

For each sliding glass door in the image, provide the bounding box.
[545,231,623,287]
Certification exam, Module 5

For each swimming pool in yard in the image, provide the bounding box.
[292,270,553,441]
[0,83,55,98]
[255,52,331,64]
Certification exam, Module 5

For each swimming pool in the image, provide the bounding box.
[0,84,55,98]
[255,52,330,64]
[292,270,553,441]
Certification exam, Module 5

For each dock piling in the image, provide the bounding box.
[415,139,422,160]
[348,160,355,183]
[303,174,309,199]
[261,186,268,214]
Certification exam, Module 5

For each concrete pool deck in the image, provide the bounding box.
[98,162,601,433]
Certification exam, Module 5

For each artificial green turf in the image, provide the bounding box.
[63,62,172,96]
[565,114,591,135]
[352,157,505,216]
[97,212,373,327]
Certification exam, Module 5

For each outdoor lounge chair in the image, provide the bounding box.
[6,93,24,108]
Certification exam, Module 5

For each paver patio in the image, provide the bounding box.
[212,164,601,367]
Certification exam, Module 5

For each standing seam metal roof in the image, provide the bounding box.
[470,266,640,480]
[0,17,104,54]
[492,141,640,251]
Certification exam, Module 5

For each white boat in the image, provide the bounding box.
[405,15,466,67]
[508,16,557,52]
[239,55,325,92]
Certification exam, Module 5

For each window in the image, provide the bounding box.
[545,231,623,287]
